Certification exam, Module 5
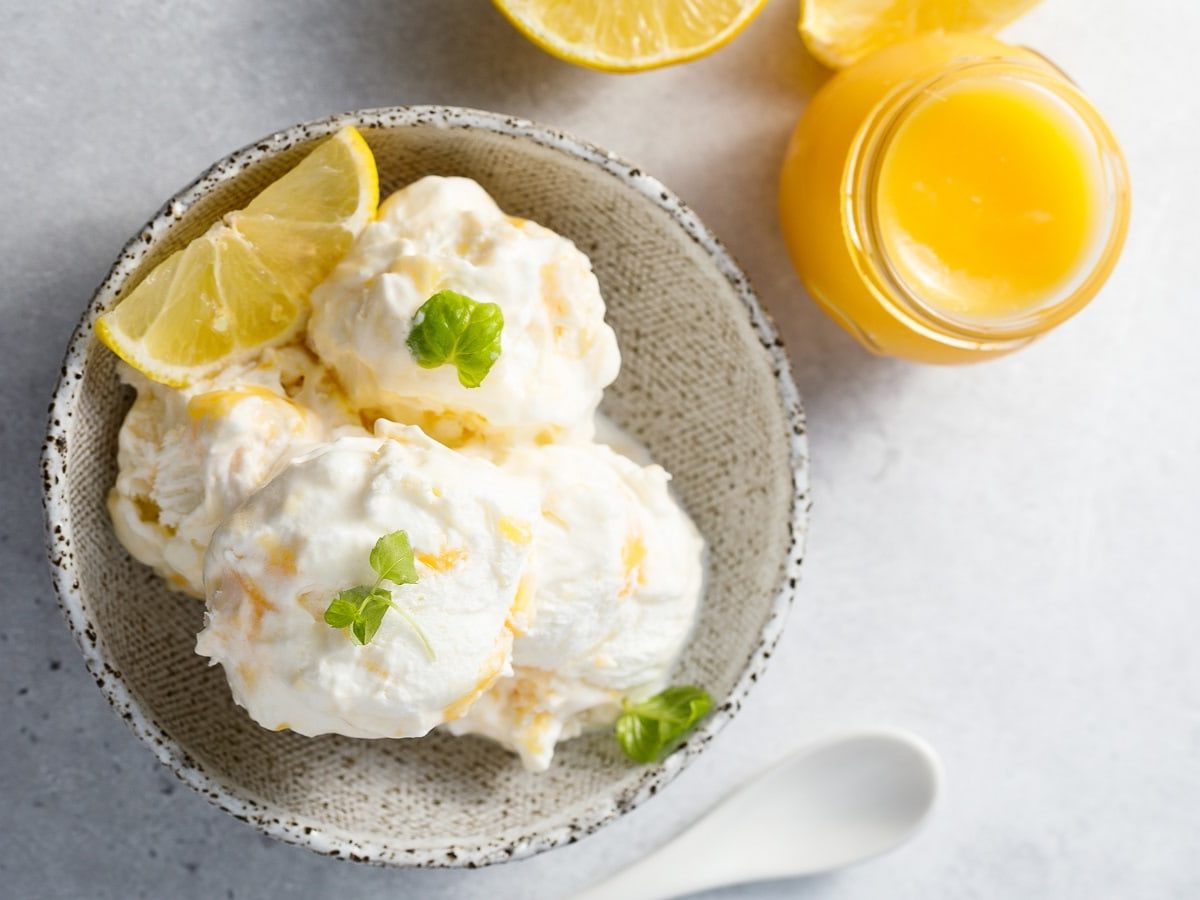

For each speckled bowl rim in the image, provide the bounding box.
[40,106,810,868]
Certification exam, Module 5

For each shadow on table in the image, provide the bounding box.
[328,0,597,112]
[685,871,843,899]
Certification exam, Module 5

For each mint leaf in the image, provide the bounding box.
[615,686,712,764]
[614,712,652,762]
[630,686,713,725]
[369,530,417,586]
[406,290,504,388]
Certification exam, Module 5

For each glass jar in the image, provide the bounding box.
[779,33,1130,363]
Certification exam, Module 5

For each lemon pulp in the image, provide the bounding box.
[97,127,378,386]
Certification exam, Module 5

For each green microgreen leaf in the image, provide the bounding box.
[323,592,362,629]
[323,532,434,658]
[614,685,713,764]
[369,530,417,586]
[353,588,393,646]
[406,289,504,388]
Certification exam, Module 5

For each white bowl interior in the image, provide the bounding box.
[44,110,805,866]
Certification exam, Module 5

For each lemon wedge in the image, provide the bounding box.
[799,0,1041,69]
[97,126,378,386]
[493,0,767,72]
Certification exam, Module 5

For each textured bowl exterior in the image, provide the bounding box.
[41,107,810,867]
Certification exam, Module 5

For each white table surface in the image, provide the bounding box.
[3,0,1198,897]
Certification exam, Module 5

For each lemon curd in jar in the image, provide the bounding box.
[779,33,1130,363]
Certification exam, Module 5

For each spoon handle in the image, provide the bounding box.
[571,822,732,900]
[572,755,817,900]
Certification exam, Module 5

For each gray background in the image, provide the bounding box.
[3,0,1198,897]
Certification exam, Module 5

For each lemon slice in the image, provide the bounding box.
[493,0,768,72]
[799,0,1041,69]
[97,126,378,386]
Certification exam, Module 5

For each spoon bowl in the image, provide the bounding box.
[576,729,941,900]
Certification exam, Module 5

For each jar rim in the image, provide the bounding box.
[843,56,1131,347]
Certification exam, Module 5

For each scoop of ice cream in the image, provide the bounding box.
[506,442,705,685]
[445,441,705,770]
[196,423,538,739]
[444,670,621,772]
[307,176,620,445]
[108,347,360,596]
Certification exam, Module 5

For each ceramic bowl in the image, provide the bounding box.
[41,107,809,867]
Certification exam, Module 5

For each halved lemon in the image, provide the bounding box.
[799,0,1041,69]
[97,126,378,386]
[493,0,768,73]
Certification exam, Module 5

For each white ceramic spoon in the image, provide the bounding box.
[574,729,941,900]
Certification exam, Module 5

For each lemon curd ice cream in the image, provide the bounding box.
[445,442,705,770]
[309,176,620,445]
[103,132,705,771]
[196,424,536,738]
[108,347,364,597]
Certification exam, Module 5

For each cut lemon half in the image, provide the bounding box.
[97,126,378,386]
[800,0,1041,69]
[493,0,768,72]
